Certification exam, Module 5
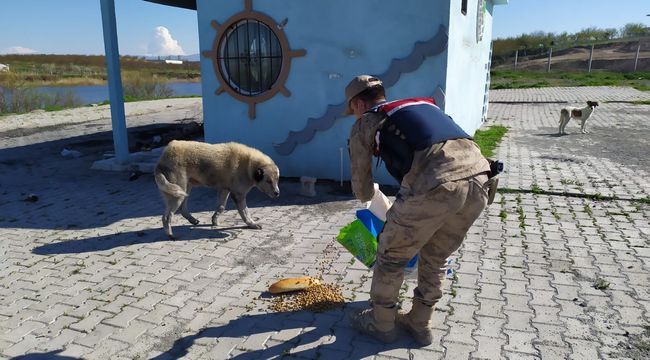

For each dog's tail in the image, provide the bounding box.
[154,165,188,198]
[559,108,569,123]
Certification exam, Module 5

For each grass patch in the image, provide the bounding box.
[497,188,519,194]
[517,206,526,229]
[593,278,610,290]
[490,70,650,90]
[499,210,508,221]
[473,125,508,158]
[560,179,584,187]
[550,208,560,220]
[590,192,605,201]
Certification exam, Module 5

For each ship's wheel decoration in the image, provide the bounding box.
[202,0,306,119]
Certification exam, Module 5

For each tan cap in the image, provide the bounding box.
[344,75,383,115]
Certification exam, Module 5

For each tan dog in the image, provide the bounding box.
[558,101,599,135]
[154,140,280,238]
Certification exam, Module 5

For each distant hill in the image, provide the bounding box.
[492,38,649,72]
[182,54,201,62]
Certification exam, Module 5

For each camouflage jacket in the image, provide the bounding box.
[348,111,491,202]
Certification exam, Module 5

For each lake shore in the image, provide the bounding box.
[4,77,202,87]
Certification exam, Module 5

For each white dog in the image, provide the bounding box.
[154,140,280,239]
[558,101,599,135]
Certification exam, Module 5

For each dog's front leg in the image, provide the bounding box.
[580,119,588,134]
[231,193,261,229]
[558,118,566,135]
[211,190,230,226]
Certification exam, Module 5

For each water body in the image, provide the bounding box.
[32,82,202,105]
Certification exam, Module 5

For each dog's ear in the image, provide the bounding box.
[254,168,264,182]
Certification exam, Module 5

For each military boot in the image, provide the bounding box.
[350,305,398,343]
[396,301,434,346]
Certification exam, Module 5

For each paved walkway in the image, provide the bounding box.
[0,87,649,359]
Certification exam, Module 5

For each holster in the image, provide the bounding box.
[484,176,499,205]
[485,158,503,206]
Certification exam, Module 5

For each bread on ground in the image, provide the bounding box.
[268,277,321,294]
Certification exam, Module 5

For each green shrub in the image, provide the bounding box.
[122,73,174,101]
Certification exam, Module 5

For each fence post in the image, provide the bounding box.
[514,50,518,70]
[547,47,552,72]
[588,44,594,73]
[634,43,641,72]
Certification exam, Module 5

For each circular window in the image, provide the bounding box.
[202,0,306,119]
[219,19,282,96]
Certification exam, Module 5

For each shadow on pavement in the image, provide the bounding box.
[151,301,421,360]
[10,350,80,360]
[31,225,246,255]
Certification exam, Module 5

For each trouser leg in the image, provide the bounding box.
[413,175,488,306]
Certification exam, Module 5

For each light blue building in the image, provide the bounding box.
[102,0,507,183]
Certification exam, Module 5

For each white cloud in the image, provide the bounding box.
[2,46,38,54]
[147,26,185,56]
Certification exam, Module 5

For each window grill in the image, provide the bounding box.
[202,0,306,119]
[218,19,283,96]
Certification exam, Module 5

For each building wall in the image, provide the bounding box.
[196,0,450,183]
[444,0,495,135]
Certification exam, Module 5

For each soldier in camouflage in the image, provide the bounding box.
[345,75,492,345]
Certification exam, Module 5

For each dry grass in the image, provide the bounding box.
[0,54,200,87]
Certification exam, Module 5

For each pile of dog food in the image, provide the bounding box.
[270,283,345,312]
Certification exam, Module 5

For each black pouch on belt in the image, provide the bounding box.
[485,159,504,205]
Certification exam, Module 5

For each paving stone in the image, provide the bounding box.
[108,319,152,344]
[503,330,539,355]
[565,338,602,360]
[69,310,112,333]
[102,306,147,328]
[445,322,478,346]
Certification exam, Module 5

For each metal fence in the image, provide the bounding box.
[491,38,649,72]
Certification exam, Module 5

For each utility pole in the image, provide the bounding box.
[634,43,641,71]
[547,47,552,72]
[588,44,594,73]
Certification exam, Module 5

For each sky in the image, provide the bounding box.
[0,0,648,56]
[0,0,199,56]
[491,0,649,39]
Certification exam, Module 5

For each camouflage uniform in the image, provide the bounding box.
[349,110,491,308]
